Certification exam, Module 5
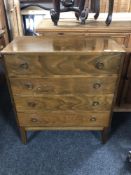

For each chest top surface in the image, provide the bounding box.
[2,36,125,54]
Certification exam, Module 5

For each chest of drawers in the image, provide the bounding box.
[2,36,125,144]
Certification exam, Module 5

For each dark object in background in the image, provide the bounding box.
[90,0,114,25]
[50,0,89,25]
[50,0,114,26]
[20,0,114,34]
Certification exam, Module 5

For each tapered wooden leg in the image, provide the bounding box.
[20,127,27,144]
[101,127,109,144]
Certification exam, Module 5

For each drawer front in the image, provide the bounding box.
[5,53,122,77]
[18,111,110,127]
[10,76,118,95]
[14,95,113,112]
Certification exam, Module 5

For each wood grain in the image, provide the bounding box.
[2,36,124,143]
[10,76,118,95]
[39,32,129,48]
[25,126,103,131]
[5,53,122,77]
[0,0,9,44]
[2,36,125,54]
[17,111,110,127]
[14,95,113,112]
[36,19,131,34]
[34,18,131,109]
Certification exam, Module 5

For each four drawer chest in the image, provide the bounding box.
[2,36,125,144]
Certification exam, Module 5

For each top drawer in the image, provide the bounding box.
[4,53,122,77]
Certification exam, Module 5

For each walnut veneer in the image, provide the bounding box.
[35,19,131,111]
[2,36,125,144]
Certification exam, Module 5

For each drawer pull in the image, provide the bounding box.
[96,62,104,69]
[93,83,101,89]
[90,117,96,122]
[28,102,37,107]
[92,101,99,106]
[31,118,38,123]
[58,32,64,35]
[24,83,33,89]
[19,62,29,69]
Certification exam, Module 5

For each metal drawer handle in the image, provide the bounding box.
[92,101,99,106]
[90,117,96,122]
[31,118,38,123]
[96,62,104,69]
[19,62,29,69]
[93,83,101,89]
[24,83,33,90]
[28,102,37,107]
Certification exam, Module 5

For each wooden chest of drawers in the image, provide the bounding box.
[2,36,125,144]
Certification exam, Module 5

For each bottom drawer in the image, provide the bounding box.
[18,111,110,127]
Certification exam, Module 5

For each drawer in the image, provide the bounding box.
[10,76,118,95]
[14,95,113,112]
[17,111,110,127]
[5,53,122,77]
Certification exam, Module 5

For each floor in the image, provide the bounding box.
[0,81,131,175]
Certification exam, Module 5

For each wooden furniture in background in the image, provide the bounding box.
[3,0,131,39]
[4,0,23,39]
[2,36,125,143]
[50,0,114,25]
[0,0,9,44]
[0,0,9,85]
[35,17,131,111]
[100,0,131,12]
[19,0,131,12]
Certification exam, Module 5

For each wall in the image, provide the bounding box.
[100,0,131,12]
